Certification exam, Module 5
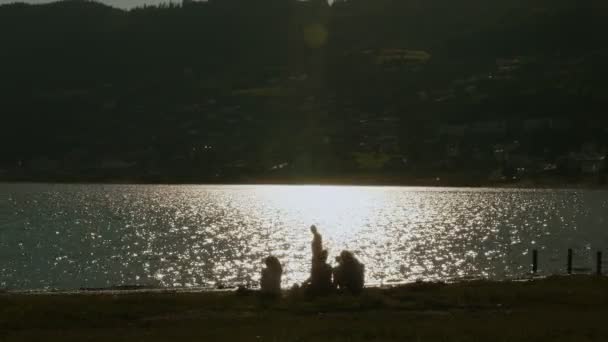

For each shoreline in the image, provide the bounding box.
[0,274,545,296]
[1,178,607,190]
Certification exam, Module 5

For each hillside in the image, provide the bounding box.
[1,0,607,184]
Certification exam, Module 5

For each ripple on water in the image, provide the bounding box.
[0,184,607,290]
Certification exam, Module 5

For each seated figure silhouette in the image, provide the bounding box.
[260,256,282,297]
[304,249,334,295]
[310,225,323,261]
[333,250,365,295]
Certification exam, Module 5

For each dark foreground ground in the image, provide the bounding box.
[1,276,608,341]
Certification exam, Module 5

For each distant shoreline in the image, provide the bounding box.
[1,175,607,190]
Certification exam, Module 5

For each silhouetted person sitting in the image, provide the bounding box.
[333,250,365,295]
[260,256,282,297]
[304,249,334,295]
[310,225,323,261]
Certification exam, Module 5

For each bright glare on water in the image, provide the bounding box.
[1,184,608,290]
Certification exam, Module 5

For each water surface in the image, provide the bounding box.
[1,184,607,290]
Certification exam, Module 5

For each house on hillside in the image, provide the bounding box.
[562,152,606,175]
[580,158,604,174]
[373,49,431,65]
[446,143,461,158]
[496,57,522,73]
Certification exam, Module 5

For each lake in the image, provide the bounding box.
[1,184,607,290]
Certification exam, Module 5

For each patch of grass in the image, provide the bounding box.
[1,276,608,341]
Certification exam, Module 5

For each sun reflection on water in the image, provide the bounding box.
[1,184,607,290]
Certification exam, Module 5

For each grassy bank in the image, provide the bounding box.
[2,276,608,341]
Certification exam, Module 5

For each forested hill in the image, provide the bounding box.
[1,0,607,184]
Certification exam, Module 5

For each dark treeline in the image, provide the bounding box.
[1,0,607,184]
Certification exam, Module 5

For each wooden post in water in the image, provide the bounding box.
[597,251,603,276]
[567,248,573,274]
[532,249,538,274]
